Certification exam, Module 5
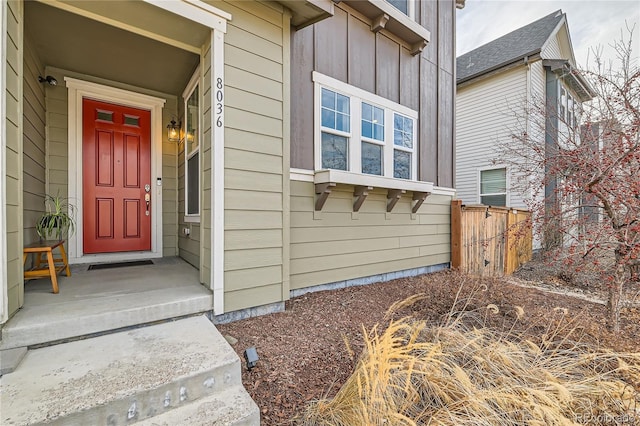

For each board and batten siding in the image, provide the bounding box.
[22,34,46,257]
[290,0,456,187]
[44,68,179,257]
[290,181,451,289]
[213,0,287,312]
[456,65,530,210]
[5,0,24,317]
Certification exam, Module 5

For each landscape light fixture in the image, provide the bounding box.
[38,75,57,86]
[244,347,259,371]
[167,119,180,142]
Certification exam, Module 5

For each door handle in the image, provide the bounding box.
[145,193,150,216]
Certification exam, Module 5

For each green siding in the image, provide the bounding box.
[217,0,287,313]
[290,180,452,290]
[6,0,23,317]
[22,34,46,257]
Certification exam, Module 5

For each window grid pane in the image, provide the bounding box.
[393,150,411,179]
[362,142,383,175]
[387,0,408,15]
[187,152,199,215]
[321,88,350,132]
[322,132,348,170]
[97,111,113,122]
[393,113,413,148]
[361,102,384,141]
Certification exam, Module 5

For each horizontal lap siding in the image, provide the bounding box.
[221,1,285,312]
[289,181,452,290]
[456,67,528,208]
[160,98,178,257]
[6,0,23,317]
[22,35,45,254]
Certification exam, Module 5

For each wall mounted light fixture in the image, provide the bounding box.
[167,119,181,142]
[38,75,57,86]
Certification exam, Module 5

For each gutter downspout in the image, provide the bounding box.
[524,55,532,207]
[524,56,531,139]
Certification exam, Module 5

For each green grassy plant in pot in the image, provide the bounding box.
[36,194,76,241]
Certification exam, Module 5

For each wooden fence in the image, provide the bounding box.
[451,200,533,277]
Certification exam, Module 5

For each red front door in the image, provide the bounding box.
[82,98,152,254]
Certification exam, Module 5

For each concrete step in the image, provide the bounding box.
[0,265,212,350]
[138,386,259,426]
[0,315,258,425]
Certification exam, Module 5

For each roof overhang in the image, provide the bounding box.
[278,0,335,29]
[543,59,596,101]
[457,52,541,88]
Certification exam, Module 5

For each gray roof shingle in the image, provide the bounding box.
[457,10,565,83]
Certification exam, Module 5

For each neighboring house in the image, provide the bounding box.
[455,10,595,213]
[0,0,460,331]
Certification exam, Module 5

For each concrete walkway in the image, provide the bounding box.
[1,257,212,349]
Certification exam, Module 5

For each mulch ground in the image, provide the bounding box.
[217,267,640,425]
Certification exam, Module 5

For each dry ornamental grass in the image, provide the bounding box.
[297,293,640,425]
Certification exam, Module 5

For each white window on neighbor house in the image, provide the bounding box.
[315,72,418,181]
[386,0,415,19]
[183,68,201,222]
[559,87,567,122]
[479,167,507,206]
[558,84,581,129]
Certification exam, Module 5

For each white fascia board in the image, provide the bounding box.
[314,169,433,193]
[290,168,314,182]
[432,186,456,197]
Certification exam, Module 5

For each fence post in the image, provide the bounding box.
[505,209,514,275]
[451,200,462,269]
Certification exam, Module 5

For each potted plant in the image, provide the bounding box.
[36,194,76,241]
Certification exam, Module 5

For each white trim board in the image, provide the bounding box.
[210,28,225,315]
[65,77,166,264]
[0,0,8,323]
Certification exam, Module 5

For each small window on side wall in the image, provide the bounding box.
[480,168,507,206]
[183,69,200,220]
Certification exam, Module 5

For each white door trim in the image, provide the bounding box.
[65,77,166,264]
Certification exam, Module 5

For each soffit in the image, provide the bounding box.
[25,1,200,94]
[278,0,334,28]
[52,0,211,51]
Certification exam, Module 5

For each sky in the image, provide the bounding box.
[456,0,640,69]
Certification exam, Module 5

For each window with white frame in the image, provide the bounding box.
[315,73,418,181]
[183,69,200,220]
[386,0,415,18]
[479,168,507,206]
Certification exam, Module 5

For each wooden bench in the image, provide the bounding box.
[23,240,71,294]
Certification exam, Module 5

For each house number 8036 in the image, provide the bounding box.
[216,78,223,128]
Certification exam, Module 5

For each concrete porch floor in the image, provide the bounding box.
[0,257,213,350]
